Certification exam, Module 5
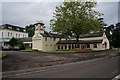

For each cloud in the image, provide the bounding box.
[96,2,118,25]
[2,2,118,31]
[2,2,61,31]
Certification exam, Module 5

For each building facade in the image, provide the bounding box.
[0,24,28,46]
[32,21,110,51]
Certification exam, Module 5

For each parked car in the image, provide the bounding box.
[2,45,13,50]
[0,45,3,50]
[14,45,25,50]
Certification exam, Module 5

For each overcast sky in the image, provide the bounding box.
[1,1,119,31]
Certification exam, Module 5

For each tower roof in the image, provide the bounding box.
[35,20,44,25]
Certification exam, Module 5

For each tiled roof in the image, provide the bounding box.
[79,33,103,38]
[40,31,61,38]
[61,33,103,39]
[0,24,27,33]
[17,37,32,42]
[57,40,103,44]
[40,31,103,39]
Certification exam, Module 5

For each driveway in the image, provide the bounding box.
[2,50,119,72]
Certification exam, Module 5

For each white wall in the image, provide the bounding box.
[42,37,59,51]
[32,34,43,50]
[0,29,28,46]
[0,29,28,39]
[32,32,110,51]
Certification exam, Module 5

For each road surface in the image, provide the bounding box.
[11,56,120,78]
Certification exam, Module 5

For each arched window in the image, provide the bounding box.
[61,45,63,50]
[93,44,97,48]
[58,45,60,50]
[87,44,90,48]
[8,32,9,37]
[11,33,12,37]
[81,45,84,49]
[65,45,67,50]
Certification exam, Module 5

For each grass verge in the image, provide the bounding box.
[20,48,33,52]
[45,50,100,53]
[0,53,7,58]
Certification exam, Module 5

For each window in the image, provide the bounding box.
[93,44,97,48]
[2,32,3,38]
[19,34,20,38]
[87,44,90,48]
[16,34,17,38]
[58,45,60,50]
[45,37,47,41]
[8,27,12,29]
[8,32,9,37]
[16,28,20,31]
[11,33,12,37]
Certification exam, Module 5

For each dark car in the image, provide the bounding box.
[14,45,25,50]
[2,45,13,50]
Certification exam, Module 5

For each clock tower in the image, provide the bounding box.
[32,20,45,51]
[35,20,45,34]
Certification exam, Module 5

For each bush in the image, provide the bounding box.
[9,37,24,46]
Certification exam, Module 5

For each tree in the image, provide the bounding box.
[50,1,104,47]
[98,18,107,28]
[105,24,115,47]
[25,24,35,37]
[9,37,18,46]
[112,23,120,48]
[9,37,24,46]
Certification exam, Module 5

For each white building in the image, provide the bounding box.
[32,21,110,51]
[0,24,28,46]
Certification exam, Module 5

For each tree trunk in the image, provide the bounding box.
[76,35,79,48]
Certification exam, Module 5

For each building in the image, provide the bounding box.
[0,24,28,46]
[32,21,110,51]
[18,37,32,48]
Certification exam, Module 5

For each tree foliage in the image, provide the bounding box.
[112,23,120,48]
[25,24,35,37]
[50,1,104,39]
[105,24,114,39]
[9,37,24,46]
[104,23,120,48]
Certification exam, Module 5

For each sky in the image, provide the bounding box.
[1,0,119,31]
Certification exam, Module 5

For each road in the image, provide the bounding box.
[11,56,120,78]
[3,50,118,72]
